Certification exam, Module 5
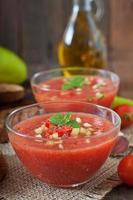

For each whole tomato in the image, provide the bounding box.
[114,105,133,128]
[118,154,133,186]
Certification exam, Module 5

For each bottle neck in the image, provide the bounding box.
[73,0,92,11]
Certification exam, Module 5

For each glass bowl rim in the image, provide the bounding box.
[30,66,120,92]
[6,101,121,142]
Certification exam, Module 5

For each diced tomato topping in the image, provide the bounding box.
[54,127,64,137]
[55,125,72,137]
[45,120,51,128]
[41,124,72,139]
[61,125,72,136]
[44,132,51,139]
[90,78,97,86]
[42,129,52,139]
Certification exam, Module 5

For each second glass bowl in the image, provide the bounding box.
[31,67,120,107]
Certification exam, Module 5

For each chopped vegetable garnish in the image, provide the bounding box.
[52,133,59,139]
[33,111,109,142]
[75,88,82,92]
[76,117,82,123]
[93,80,106,90]
[80,127,87,135]
[93,84,101,90]
[45,120,51,128]
[85,77,90,85]
[96,92,104,100]
[59,144,64,149]
[34,124,45,135]
[97,79,106,86]
[62,76,85,91]
[83,122,92,128]
[86,130,92,136]
[71,128,80,136]
[75,88,82,94]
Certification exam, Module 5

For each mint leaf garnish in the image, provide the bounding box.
[49,112,72,126]
[49,113,63,125]
[67,120,80,128]
[62,83,74,91]
[49,112,79,128]
[63,112,72,123]
[69,76,85,87]
[62,76,85,91]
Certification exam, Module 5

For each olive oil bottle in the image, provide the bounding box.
[58,0,107,69]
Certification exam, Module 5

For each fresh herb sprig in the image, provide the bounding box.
[62,76,85,91]
[49,112,79,128]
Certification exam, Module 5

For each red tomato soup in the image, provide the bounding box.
[32,76,118,107]
[9,112,117,187]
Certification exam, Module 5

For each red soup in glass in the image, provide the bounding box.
[6,102,121,187]
[31,67,120,107]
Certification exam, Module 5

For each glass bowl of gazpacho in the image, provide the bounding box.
[6,101,121,188]
[31,67,120,107]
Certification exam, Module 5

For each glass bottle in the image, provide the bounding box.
[58,0,107,69]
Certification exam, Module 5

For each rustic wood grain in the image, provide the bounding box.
[109,0,133,52]
[0,0,22,54]
[0,0,108,64]
[108,0,133,99]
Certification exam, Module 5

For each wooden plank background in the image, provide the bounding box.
[109,0,133,98]
[0,0,132,97]
[0,0,108,64]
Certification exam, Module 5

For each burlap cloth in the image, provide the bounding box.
[0,142,122,200]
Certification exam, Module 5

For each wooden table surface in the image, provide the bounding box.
[0,65,133,200]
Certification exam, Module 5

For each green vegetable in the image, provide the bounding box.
[67,120,79,128]
[63,112,72,123]
[62,76,85,91]
[49,112,80,128]
[49,112,71,126]
[112,96,133,108]
[0,47,27,84]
